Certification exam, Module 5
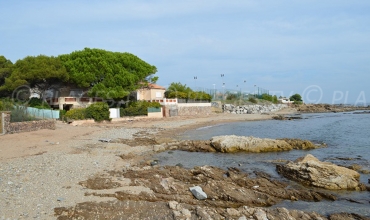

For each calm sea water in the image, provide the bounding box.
[155,112,370,216]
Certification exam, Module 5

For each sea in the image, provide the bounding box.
[154,111,370,216]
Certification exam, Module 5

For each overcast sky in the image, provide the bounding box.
[1,1,369,104]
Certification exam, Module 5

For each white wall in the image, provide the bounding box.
[109,108,120,119]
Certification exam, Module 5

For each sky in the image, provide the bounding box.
[1,0,369,104]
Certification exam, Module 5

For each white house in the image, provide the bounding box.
[278,97,294,104]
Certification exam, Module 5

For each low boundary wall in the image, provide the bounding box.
[1,112,56,134]
[177,103,211,116]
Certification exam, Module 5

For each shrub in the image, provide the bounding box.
[0,98,14,111]
[226,94,237,100]
[165,89,212,102]
[86,102,110,122]
[27,98,51,109]
[120,101,161,117]
[10,105,36,122]
[59,109,67,121]
[248,97,257,103]
[261,94,278,104]
[193,91,212,101]
[120,106,146,116]
[64,108,87,120]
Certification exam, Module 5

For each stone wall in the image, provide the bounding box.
[162,104,211,117]
[177,104,211,116]
[223,104,287,114]
[2,111,56,134]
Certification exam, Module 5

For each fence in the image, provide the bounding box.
[148,107,161,113]
[26,107,60,119]
[191,86,271,101]
[1,111,56,134]
[147,107,163,118]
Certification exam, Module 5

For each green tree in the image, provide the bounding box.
[164,82,211,101]
[59,48,157,99]
[166,82,192,93]
[290,94,302,102]
[0,56,13,97]
[0,55,68,97]
[164,82,192,98]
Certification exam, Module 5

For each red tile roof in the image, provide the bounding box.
[148,83,166,90]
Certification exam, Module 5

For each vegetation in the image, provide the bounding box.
[59,48,157,99]
[260,93,278,104]
[226,94,237,100]
[165,82,212,102]
[86,102,110,122]
[0,56,13,97]
[10,105,37,122]
[64,108,87,121]
[0,98,15,111]
[290,93,303,104]
[63,103,111,122]
[0,55,69,97]
[248,97,258,103]
[27,98,51,109]
[0,48,158,103]
[120,100,161,117]
[59,109,67,121]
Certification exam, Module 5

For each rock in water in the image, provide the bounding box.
[189,186,207,200]
[210,135,292,153]
[276,154,363,190]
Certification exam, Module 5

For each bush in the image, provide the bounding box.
[226,94,237,100]
[260,94,278,104]
[120,106,146,116]
[120,101,161,117]
[248,97,257,103]
[193,91,212,101]
[10,105,36,122]
[59,109,67,121]
[0,98,14,111]
[64,108,87,120]
[165,90,212,102]
[86,102,110,122]
[28,98,51,109]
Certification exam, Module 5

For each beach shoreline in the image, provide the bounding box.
[3,107,369,219]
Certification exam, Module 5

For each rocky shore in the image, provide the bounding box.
[222,104,288,114]
[1,109,369,219]
[295,104,370,113]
